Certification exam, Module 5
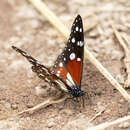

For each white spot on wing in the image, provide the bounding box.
[59,62,63,67]
[36,61,41,64]
[55,80,68,92]
[77,41,80,46]
[39,74,44,77]
[57,70,60,73]
[70,53,75,60]
[41,67,48,72]
[64,58,66,61]
[56,73,60,77]
[80,41,84,47]
[45,78,50,82]
[76,26,79,31]
[80,28,82,32]
[29,58,35,63]
[72,38,75,43]
[67,73,75,85]
[22,52,28,57]
[66,79,73,87]
[77,58,81,61]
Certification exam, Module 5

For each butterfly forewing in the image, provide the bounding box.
[52,15,84,89]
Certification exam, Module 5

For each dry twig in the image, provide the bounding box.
[112,22,130,88]
[87,115,130,130]
[17,97,66,115]
[84,21,98,34]
[28,0,97,38]
[111,22,129,53]
[28,0,130,102]
[0,97,66,120]
[87,108,105,125]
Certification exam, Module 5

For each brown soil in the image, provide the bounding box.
[0,0,129,129]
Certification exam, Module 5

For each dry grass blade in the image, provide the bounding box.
[87,115,130,130]
[87,108,105,125]
[27,0,130,102]
[17,97,66,115]
[0,97,66,120]
[28,0,97,38]
[122,34,129,47]
[85,46,130,102]
[84,21,98,34]
[112,22,130,88]
[28,0,69,38]
[111,22,129,53]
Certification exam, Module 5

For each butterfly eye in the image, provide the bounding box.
[69,52,76,60]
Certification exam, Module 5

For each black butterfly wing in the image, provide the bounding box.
[52,15,84,90]
[12,46,70,92]
[12,15,84,94]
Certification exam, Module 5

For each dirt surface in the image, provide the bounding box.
[0,0,130,129]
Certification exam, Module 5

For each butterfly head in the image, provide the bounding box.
[69,86,84,97]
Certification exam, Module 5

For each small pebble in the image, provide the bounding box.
[47,121,55,128]
[30,19,40,29]
[35,86,48,97]
[116,24,127,32]
[119,99,124,104]
[116,74,125,84]
[89,30,99,38]
[5,102,11,109]
[102,39,113,46]
[9,117,15,121]
[111,50,124,60]
[11,104,18,110]
[26,103,34,108]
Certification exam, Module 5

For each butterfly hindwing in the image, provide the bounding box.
[12,46,56,86]
[52,14,84,89]
[12,46,70,92]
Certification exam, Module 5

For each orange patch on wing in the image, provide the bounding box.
[55,65,67,81]
[67,59,82,86]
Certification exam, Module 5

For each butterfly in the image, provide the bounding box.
[12,14,84,98]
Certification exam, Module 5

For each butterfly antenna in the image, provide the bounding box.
[12,46,38,66]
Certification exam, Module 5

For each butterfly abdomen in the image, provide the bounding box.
[69,86,84,97]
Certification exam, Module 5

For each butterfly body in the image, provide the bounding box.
[68,86,84,97]
[12,14,84,98]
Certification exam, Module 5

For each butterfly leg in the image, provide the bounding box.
[73,98,78,114]
[84,91,92,105]
[59,96,73,110]
[82,96,85,108]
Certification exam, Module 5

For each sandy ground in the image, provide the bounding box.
[0,0,130,129]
